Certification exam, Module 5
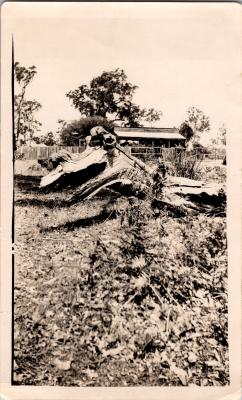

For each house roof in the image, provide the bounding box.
[114,127,185,140]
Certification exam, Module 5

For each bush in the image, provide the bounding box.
[76,199,229,385]
[161,149,202,180]
[15,150,25,160]
[199,165,226,183]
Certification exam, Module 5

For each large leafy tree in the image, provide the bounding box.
[66,68,162,127]
[14,62,42,147]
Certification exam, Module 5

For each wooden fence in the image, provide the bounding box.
[17,145,225,161]
[17,146,86,160]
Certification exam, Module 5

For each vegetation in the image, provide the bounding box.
[179,123,194,145]
[13,159,228,386]
[14,62,42,148]
[211,124,226,147]
[66,68,162,127]
[183,107,210,146]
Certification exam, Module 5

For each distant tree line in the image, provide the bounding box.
[14,63,226,150]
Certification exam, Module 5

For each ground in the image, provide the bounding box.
[13,159,228,386]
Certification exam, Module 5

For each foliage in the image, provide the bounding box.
[14,62,42,148]
[13,175,228,386]
[192,142,208,154]
[184,107,210,144]
[66,68,162,127]
[211,124,226,147]
[60,116,115,146]
[143,108,163,127]
[31,135,46,145]
[198,165,226,184]
[179,122,194,143]
[161,149,202,180]
[218,124,226,146]
[158,148,226,183]
[14,96,42,145]
[43,132,56,146]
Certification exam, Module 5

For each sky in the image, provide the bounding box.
[8,2,241,144]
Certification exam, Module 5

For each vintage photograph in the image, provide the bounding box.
[7,2,238,388]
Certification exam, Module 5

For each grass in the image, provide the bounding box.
[13,160,228,386]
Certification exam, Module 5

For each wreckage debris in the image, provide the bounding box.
[39,127,226,216]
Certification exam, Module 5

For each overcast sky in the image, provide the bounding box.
[10,2,241,143]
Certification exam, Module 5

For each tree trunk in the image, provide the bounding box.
[40,146,225,215]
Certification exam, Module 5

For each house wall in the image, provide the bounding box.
[118,138,185,147]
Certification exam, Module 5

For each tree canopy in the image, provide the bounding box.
[185,107,210,141]
[66,68,162,127]
[14,62,42,147]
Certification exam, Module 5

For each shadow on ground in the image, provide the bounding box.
[15,197,78,208]
[41,209,116,232]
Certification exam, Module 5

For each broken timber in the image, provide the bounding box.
[39,141,225,215]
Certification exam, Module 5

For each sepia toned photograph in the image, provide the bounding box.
[1,2,241,395]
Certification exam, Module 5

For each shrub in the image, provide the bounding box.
[161,149,202,180]
[198,165,226,183]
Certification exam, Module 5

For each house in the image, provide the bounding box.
[114,127,186,148]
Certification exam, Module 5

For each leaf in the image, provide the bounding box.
[42,277,57,286]
[170,364,188,385]
[54,358,72,370]
[32,306,41,324]
[205,360,219,367]
[132,255,146,269]
[132,275,147,290]
[187,352,197,364]
[53,330,66,340]
[102,345,125,357]
[45,310,54,318]
[83,368,98,379]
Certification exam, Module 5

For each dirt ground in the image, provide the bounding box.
[13,167,229,386]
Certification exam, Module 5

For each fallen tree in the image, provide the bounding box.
[39,128,226,216]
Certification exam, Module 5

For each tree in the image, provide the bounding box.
[14,96,42,145]
[44,132,56,146]
[32,135,46,145]
[210,124,226,147]
[144,108,163,127]
[179,122,194,144]
[218,124,226,146]
[60,116,114,146]
[14,62,42,147]
[66,68,162,127]
[185,107,210,143]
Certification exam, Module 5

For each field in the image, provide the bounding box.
[13,159,229,386]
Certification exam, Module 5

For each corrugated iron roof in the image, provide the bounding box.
[114,127,185,140]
